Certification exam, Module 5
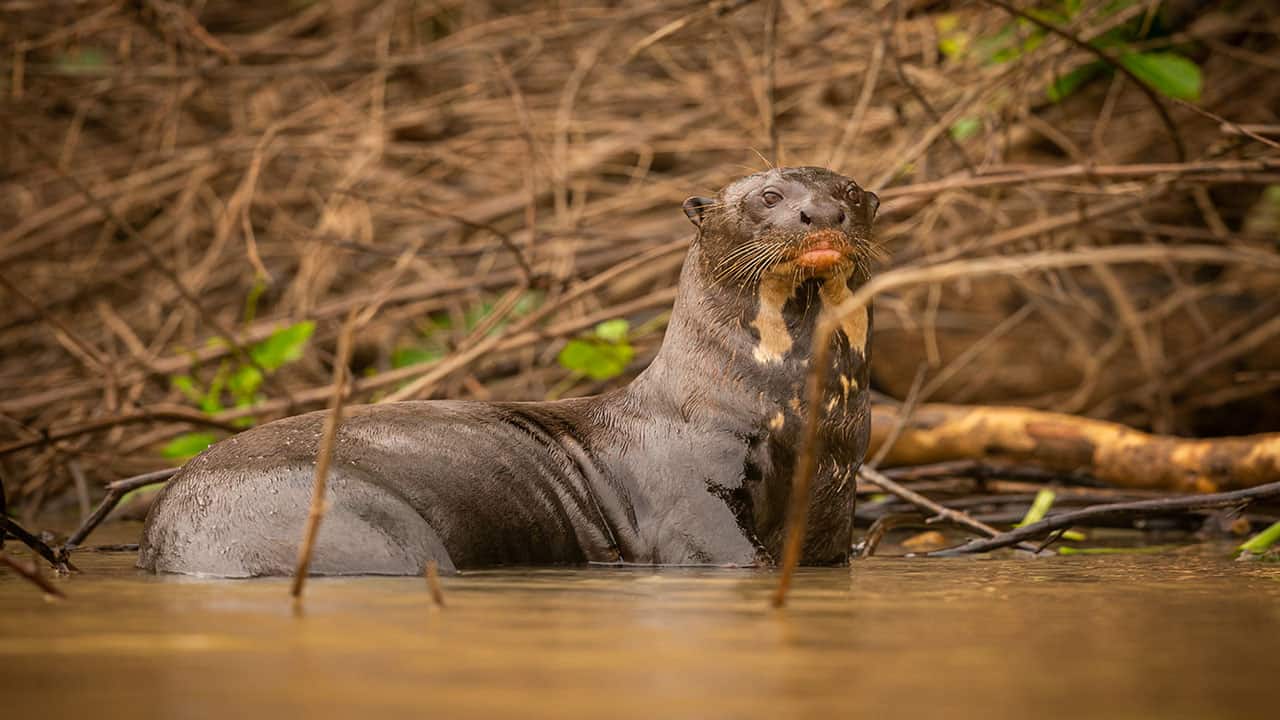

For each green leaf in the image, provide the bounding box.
[593,319,631,343]
[1238,521,1280,556]
[228,365,263,405]
[1016,488,1056,527]
[464,302,494,331]
[161,432,218,460]
[949,117,982,141]
[1119,52,1202,101]
[557,339,634,381]
[392,346,443,369]
[512,290,543,317]
[935,14,968,59]
[251,321,315,371]
[1047,62,1106,102]
[57,48,107,73]
[171,375,203,404]
[118,486,162,508]
[200,363,228,414]
[1058,545,1174,556]
[975,24,1019,64]
[424,313,452,332]
[243,277,268,324]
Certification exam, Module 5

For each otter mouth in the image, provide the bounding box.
[792,229,852,271]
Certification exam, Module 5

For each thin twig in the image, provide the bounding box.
[0,406,240,458]
[1,118,291,406]
[622,0,757,64]
[878,459,1095,486]
[424,560,446,608]
[763,0,780,166]
[887,0,976,176]
[867,364,925,469]
[1,551,65,599]
[931,479,1280,556]
[979,0,1186,161]
[290,311,359,601]
[829,34,884,170]
[859,466,1041,552]
[859,512,925,558]
[0,272,110,371]
[60,468,179,557]
[0,516,70,571]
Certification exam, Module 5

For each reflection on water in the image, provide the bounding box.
[2,524,1277,719]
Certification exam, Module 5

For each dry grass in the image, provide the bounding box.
[1,0,1278,517]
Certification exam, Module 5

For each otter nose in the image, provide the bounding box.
[797,201,845,228]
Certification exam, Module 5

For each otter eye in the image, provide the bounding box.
[761,190,782,207]
[844,182,860,201]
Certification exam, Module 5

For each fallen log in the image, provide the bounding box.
[869,403,1280,493]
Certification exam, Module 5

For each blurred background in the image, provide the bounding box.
[2,0,1278,518]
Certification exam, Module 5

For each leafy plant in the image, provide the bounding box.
[1119,51,1202,101]
[1014,488,1085,541]
[937,0,1204,104]
[1016,488,1057,526]
[1047,50,1201,103]
[950,117,982,141]
[1058,545,1174,556]
[163,321,315,459]
[161,432,219,461]
[1047,63,1107,102]
[56,47,107,73]
[557,319,635,381]
[1237,521,1280,559]
[392,346,444,369]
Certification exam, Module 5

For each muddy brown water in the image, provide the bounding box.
[1,524,1277,719]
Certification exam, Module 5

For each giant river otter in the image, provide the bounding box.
[139,166,879,576]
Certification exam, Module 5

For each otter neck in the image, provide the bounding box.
[625,244,856,427]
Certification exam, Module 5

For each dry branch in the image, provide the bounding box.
[60,468,179,557]
[870,404,1280,493]
[290,313,358,601]
[0,551,65,600]
[931,479,1280,556]
[858,466,1041,552]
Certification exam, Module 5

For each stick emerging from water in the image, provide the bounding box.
[1,551,65,600]
[290,312,359,602]
[424,560,447,608]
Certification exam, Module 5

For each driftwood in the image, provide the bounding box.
[869,403,1280,493]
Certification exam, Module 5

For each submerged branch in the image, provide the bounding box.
[0,551,65,600]
[930,480,1280,556]
[858,467,1042,553]
[60,468,179,559]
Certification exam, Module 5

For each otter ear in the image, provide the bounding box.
[682,196,715,227]
[864,191,880,222]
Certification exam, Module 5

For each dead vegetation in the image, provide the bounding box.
[1,0,1279,558]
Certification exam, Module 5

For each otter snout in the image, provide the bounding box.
[790,197,846,231]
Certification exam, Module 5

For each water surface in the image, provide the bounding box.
[2,525,1276,719]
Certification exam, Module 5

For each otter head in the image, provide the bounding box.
[682,166,880,288]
